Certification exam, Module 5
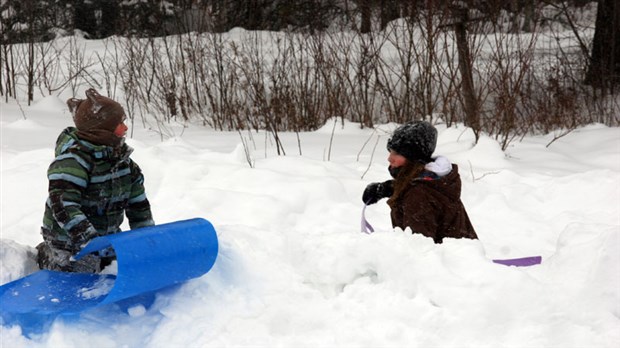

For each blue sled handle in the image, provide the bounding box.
[76,218,218,304]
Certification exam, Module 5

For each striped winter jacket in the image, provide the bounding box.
[41,127,154,248]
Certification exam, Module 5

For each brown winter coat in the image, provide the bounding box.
[387,164,477,243]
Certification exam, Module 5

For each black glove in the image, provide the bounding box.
[362,180,394,205]
[70,254,102,273]
[70,232,88,253]
[69,221,96,253]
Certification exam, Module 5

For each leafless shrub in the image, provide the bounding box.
[202,33,246,130]
[1,43,17,101]
[35,40,65,96]
[234,31,286,154]
[482,27,539,150]
[1,4,617,152]
[64,37,98,96]
[339,30,384,128]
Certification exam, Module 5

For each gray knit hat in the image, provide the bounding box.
[387,121,437,163]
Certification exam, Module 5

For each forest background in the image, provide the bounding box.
[1,0,619,151]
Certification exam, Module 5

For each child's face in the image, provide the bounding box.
[388,150,407,168]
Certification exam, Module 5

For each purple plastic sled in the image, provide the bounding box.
[492,256,542,267]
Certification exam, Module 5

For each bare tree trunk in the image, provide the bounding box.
[74,0,97,37]
[0,43,5,98]
[585,0,620,94]
[6,44,16,100]
[452,6,480,140]
[522,0,536,32]
[27,41,34,104]
[359,0,372,33]
[380,0,400,30]
[25,0,37,105]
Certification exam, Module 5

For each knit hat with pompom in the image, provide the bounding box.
[387,121,437,163]
[66,88,125,146]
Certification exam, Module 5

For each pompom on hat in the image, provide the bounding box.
[387,120,438,163]
[67,88,126,146]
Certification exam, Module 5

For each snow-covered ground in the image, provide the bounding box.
[1,95,619,347]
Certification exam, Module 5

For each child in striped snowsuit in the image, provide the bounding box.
[36,88,154,273]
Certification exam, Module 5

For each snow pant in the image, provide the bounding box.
[36,228,115,273]
[36,242,101,273]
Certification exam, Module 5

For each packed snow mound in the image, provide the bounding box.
[1,102,619,347]
[0,240,38,284]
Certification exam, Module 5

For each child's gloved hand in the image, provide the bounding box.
[362,180,394,205]
[70,254,102,273]
[70,232,88,253]
[70,224,97,253]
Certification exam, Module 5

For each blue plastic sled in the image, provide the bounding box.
[0,218,218,335]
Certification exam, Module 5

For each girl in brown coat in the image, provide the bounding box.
[362,121,477,243]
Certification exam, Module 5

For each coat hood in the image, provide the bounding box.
[428,164,462,201]
[54,127,132,160]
